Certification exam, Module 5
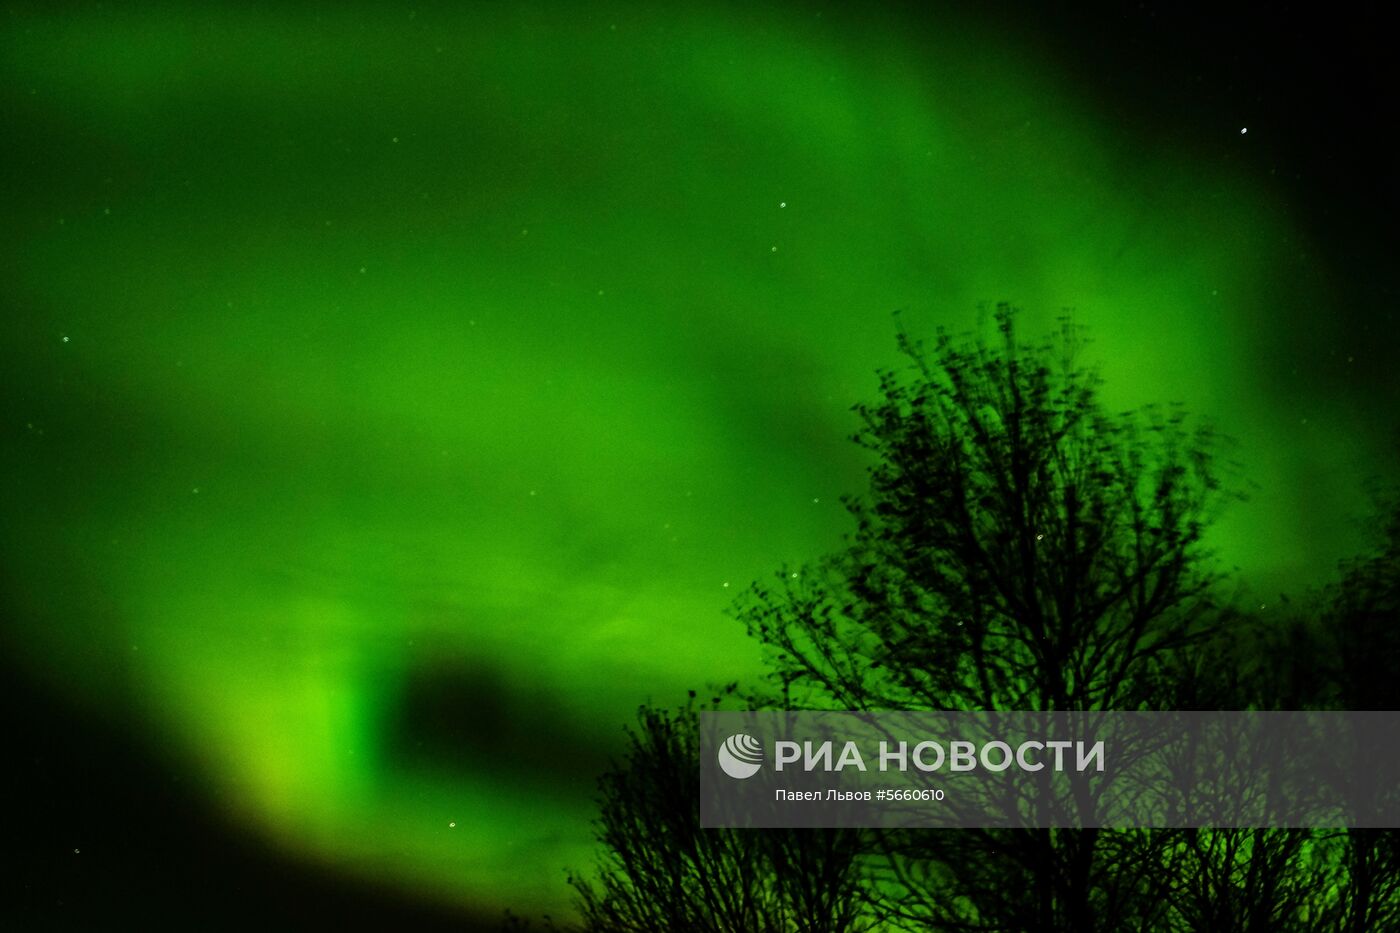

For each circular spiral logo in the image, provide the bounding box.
[717,733,764,779]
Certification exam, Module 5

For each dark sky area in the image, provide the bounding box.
[1011,1,1396,345]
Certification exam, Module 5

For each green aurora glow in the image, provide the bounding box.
[0,2,1384,916]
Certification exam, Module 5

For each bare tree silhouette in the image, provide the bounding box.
[730,306,1235,930]
[1314,492,1400,932]
[566,697,871,933]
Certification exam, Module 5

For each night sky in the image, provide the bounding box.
[2,1,1396,924]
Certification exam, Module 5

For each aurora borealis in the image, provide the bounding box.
[2,1,1396,924]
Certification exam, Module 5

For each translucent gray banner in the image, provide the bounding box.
[699,711,1400,828]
